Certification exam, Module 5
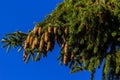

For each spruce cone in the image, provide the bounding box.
[31,37,38,49]
[24,34,31,49]
[54,27,57,34]
[48,27,52,33]
[41,33,45,39]
[39,39,44,51]
[26,34,31,43]
[46,41,51,51]
[29,36,34,46]
[38,27,43,36]
[31,41,35,49]
[54,27,57,40]
[63,54,68,65]
[64,43,69,54]
[47,41,54,51]
[24,41,29,49]
[34,37,38,46]
[33,26,39,35]
[44,32,50,43]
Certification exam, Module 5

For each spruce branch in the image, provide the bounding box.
[1,31,28,53]
[1,0,120,80]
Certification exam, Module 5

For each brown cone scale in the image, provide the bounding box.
[31,41,35,49]
[63,54,68,65]
[33,26,39,35]
[31,37,38,49]
[46,41,51,51]
[54,27,57,34]
[34,37,38,45]
[29,36,34,46]
[48,27,52,33]
[64,43,69,54]
[26,34,31,43]
[24,41,29,49]
[38,27,43,36]
[39,39,44,51]
[44,32,50,43]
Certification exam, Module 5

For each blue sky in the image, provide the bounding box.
[0,0,102,80]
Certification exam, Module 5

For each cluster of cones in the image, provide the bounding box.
[63,43,76,65]
[23,25,76,64]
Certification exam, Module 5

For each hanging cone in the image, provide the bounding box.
[31,37,38,49]
[33,26,39,35]
[64,27,69,35]
[34,37,38,45]
[38,27,43,36]
[46,41,51,51]
[54,27,57,34]
[31,41,35,49]
[64,43,69,54]
[54,27,57,40]
[63,54,68,65]
[44,32,50,43]
[24,41,29,49]
[29,36,34,46]
[26,34,31,43]
[48,27,52,33]
[41,33,45,39]
[39,39,44,51]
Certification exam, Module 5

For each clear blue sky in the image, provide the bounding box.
[0,0,102,80]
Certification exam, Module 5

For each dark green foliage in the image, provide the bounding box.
[2,31,27,53]
[1,0,120,80]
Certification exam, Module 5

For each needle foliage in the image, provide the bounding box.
[1,0,120,80]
